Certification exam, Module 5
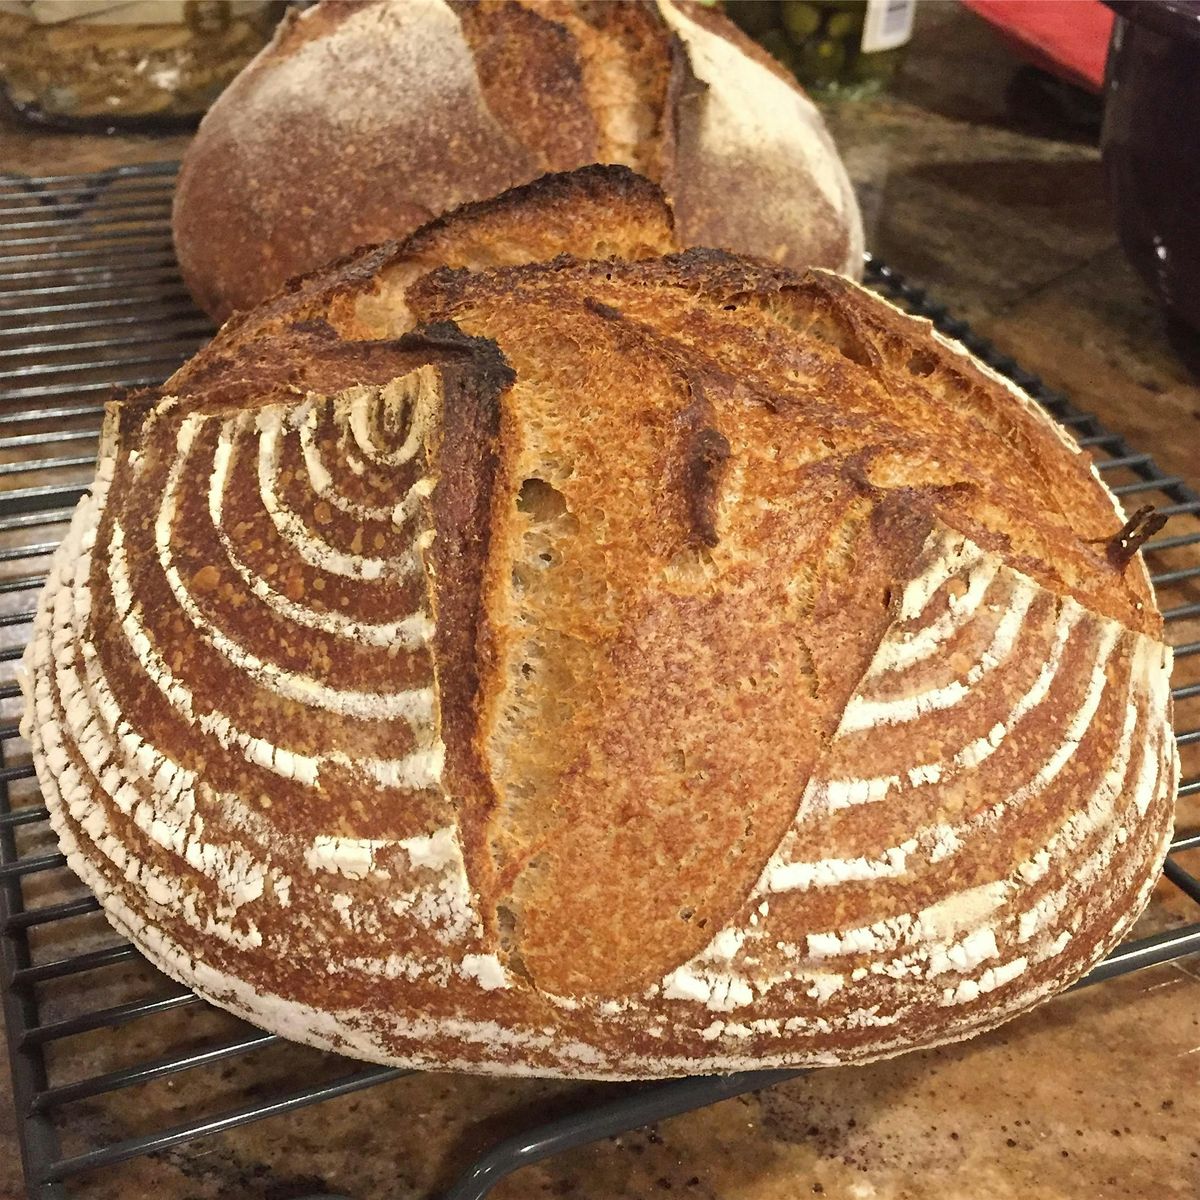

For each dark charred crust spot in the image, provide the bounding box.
[407,266,477,315]
[683,426,731,548]
[428,354,511,921]
[664,246,784,291]
[841,448,882,495]
[677,371,730,548]
[403,321,518,401]
[584,298,623,321]
[1096,505,1169,572]
[114,399,156,443]
[400,319,495,358]
[289,318,338,338]
[109,384,161,413]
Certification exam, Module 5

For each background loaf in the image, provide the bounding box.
[172,0,863,320]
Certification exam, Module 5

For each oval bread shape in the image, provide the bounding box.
[25,244,1176,1080]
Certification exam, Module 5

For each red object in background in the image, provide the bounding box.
[960,0,1114,93]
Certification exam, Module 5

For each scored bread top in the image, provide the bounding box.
[402,251,1167,1000]
[27,173,1175,1078]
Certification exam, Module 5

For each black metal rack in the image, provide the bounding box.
[0,162,1197,1200]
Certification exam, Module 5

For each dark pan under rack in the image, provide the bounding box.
[0,162,1197,1200]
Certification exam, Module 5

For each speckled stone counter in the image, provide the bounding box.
[1,5,1198,1200]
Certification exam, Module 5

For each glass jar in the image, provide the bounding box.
[727,0,915,97]
[0,1,285,130]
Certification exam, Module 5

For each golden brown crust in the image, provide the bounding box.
[183,164,678,387]
[449,0,598,171]
[29,170,1175,1079]
[172,0,861,321]
[411,250,1156,633]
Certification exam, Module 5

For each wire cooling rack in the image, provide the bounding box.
[0,162,1197,1200]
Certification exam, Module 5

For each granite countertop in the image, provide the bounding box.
[1,5,1198,1200]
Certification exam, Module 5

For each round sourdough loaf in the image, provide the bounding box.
[171,0,863,321]
[27,170,1176,1079]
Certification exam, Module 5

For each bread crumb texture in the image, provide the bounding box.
[27,227,1175,1078]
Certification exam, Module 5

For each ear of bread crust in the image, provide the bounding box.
[448,0,599,171]
[178,165,679,402]
[655,0,864,279]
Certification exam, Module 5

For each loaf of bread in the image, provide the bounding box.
[171,0,863,321]
[26,168,1176,1078]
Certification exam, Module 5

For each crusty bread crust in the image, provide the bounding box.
[28,172,1175,1079]
[172,0,863,321]
[191,162,680,365]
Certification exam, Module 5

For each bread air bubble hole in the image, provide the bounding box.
[517,476,568,522]
[906,350,938,377]
[497,902,519,950]
[518,478,579,534]
[805,313,874,368]
[679,906,695,922]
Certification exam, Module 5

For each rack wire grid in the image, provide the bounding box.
[0,161,1197,1200]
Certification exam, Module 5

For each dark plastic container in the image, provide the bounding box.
[1101,1,1200,336]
